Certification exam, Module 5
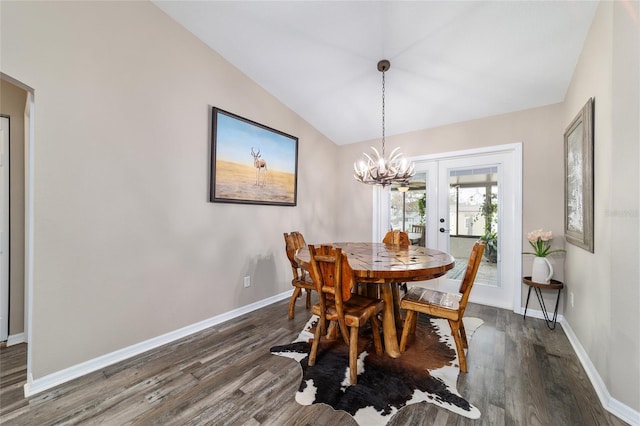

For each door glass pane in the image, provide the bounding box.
[446,167,499,287]
[388,173,426,246]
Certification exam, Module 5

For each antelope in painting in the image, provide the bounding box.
[251,147,268,186]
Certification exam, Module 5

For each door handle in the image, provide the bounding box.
[439,227,449,233]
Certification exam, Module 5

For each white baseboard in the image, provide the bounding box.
[7,332,25,346]
[560,318,640,426]
[23,290,292,397]
[515,305,565,324]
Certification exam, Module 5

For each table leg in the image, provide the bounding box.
[533,287,562,330]
[524,286,533,319]
[380,283,400,358]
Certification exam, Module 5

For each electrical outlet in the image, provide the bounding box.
[570,292,574,307]
[243,276,251,288]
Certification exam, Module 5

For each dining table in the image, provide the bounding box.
[295,242,455,358]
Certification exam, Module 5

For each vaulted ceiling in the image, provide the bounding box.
[153,1,598,145]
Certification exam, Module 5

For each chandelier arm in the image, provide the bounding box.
[362,151,376,165]
[369,146,382,161]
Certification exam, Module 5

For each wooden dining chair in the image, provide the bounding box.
[399,241,485,373]
[283,231,316,320]
[307,244,384,385]
[382,230,410,246]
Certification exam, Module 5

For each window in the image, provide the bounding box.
[448,167,497,238]
[389,173,427,232]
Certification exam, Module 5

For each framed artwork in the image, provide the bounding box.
[564,98,594,252]
[210,107,298,206]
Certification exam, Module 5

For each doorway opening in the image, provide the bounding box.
[0,73,34,392]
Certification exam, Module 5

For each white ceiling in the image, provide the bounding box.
[153,1,598,145]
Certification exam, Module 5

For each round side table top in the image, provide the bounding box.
[523,276,564,290]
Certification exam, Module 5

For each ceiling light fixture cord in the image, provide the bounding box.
[353,60,415,187]
[381,66,386,157]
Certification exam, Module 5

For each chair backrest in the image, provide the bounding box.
[307,244,355,344]
[307,245,354,304]
[283,231,307,281]
[458,241,485,316]
[411,224,425,234]
[382,230,410,246]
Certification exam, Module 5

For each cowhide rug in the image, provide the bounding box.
[270,314,482,425]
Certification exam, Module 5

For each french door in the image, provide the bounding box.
[374,144,522,311]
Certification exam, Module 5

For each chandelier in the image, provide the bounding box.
[353,60,415,187]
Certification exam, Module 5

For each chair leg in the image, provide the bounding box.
[399,310,416,352]
[349,326,358,385]
[308,316,323,367]
[337,318,350,346]
[326,321,339,340]
[370,315,383,355]
[305,289,311,309]
[448,319,467,373]
[460,320,468,349]
[288,287,302,319]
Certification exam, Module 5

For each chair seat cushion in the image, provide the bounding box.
[401,286,461,319]
[312,294,384,327]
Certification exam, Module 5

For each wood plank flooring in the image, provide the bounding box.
[0,298,630,425]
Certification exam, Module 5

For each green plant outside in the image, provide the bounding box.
[476,194,498,262]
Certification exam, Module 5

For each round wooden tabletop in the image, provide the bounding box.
[295,242,455,283]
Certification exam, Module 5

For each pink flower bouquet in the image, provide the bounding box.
[523,229,566,257]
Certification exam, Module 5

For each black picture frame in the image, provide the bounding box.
[210,108,298,206]
[564,98,594,252]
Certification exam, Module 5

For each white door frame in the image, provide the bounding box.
[373,143,522,313]
[0,116,9,342]
[1,72,35,393]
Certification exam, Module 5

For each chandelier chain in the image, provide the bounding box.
[381,68,386,156]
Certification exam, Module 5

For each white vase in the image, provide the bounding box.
[531,256,553,284]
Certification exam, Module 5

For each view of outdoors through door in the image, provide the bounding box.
[387,167,499,288]
[379,146,521,310]
[445,167,499,287]
[389,173,427,246]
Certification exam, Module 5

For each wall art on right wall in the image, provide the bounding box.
[564,97,594,252]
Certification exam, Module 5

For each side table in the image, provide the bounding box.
[523,276,563,330]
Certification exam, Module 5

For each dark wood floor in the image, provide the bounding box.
[0,298,629,425]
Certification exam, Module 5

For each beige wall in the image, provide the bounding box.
[1,1,338,378]
[0,79,26,337]
[563,1,639,411]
